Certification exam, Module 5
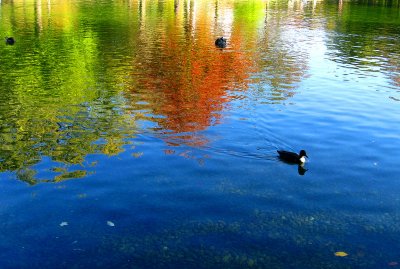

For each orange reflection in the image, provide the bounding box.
[122,0,312,152]
[128,1,256,148]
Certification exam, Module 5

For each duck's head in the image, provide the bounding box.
[299,150,308,158]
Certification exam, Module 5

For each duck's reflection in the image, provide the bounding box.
[298,164,308,176]
[278,162,308,176]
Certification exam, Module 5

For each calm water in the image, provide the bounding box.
[1,0,400,268]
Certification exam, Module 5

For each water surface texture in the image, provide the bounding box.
[1,0,400,268]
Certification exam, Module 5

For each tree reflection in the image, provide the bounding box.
[0,0,319,183]
[126,0,311,148]
[125,0,257,148]
[326,0,400,90]
[0,99,138,184]
[0,0,144,184]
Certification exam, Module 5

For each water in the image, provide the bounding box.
[1,0,400,268]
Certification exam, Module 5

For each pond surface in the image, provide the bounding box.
[1,0,400,268]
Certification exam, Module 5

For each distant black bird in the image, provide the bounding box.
[277,149,308,164]
[215,37,227,48]
[5,37,15,45]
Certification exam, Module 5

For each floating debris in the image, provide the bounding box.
[334,251,348,257]
[132,152,143,158]
[107,221,115,227]
[59,222,68,227]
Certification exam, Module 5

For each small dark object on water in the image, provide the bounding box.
[277,149,308,164]
[215,37,227,48]
[5,37,15,45]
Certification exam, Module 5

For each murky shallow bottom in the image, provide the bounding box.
[1,0,400,268]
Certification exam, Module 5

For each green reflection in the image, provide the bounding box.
[0,0,143,183]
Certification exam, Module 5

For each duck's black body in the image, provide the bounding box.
[215,37,227,48]
[5,37,15,45]
[277,150,308,164]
